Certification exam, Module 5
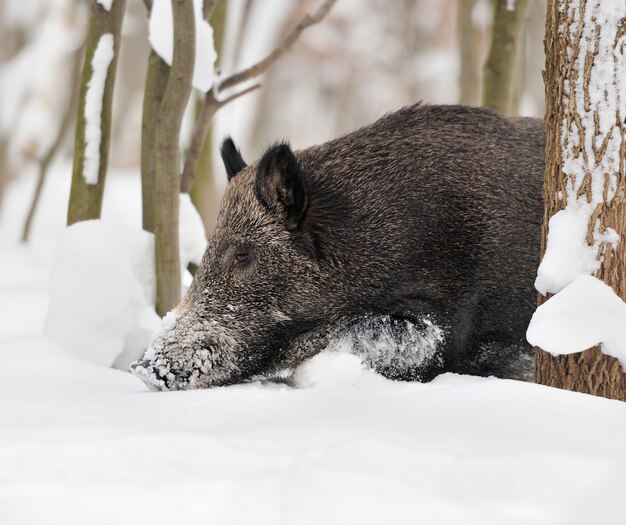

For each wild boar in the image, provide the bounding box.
[130,103,545,390]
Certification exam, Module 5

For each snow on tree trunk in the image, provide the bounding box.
[154,0,195,317]
[482,0,531,116]
[67,0,126,225]
[533,0,626,400]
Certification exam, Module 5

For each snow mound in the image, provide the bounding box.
[527,275,626,367]
[44,192,206,372]
[45,220,160,370]
[294,351,392,389]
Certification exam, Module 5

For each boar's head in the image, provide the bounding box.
[130,139,341,390]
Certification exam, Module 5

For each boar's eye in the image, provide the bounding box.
[232,251,250,266]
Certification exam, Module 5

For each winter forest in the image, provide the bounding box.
[1,0,625,523]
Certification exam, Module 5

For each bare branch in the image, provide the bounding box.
[218,0,337,91]
[181,0,337,194]
[180,82,261,193]
[22,49,83,242]
[216,82,261,106]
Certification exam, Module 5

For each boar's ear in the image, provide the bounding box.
[255,142,308,231]
[220,137,247,181]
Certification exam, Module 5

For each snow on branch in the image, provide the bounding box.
[527,275,626,368]
[83,33,114,185]
[181,0,338,193]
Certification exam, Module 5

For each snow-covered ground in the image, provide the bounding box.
[2,167,626,525]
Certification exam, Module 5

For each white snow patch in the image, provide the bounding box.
[149,0,217,91]
[97,0,113,10]
[506,0,516,12]
[535,207,619,294]
[294,351,392,389]
[83,33,115,185]
[44,220,160,370]
[179,193,207,271]
[2,336,626,524]
[527,275,626,368]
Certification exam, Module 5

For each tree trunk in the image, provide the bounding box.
[458,0,483,106]
[189,0,227,234]
[154,0,195,316]
[67,0,126,225]
[536,0,626,400]
[141,50,170,233]
[482,0,530,116]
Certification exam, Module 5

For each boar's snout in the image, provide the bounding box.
[129,309,230,391]
[129,342,216,391]
[129,359,164,391]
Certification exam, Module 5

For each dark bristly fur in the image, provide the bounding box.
[131,103,545,390]
[220,137,247,181]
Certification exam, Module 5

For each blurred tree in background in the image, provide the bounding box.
[482,0,531,116]
[0,0,548,317]
[1,0,548,223]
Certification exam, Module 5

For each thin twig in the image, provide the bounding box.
[181,0,337,193]
[181,82,261,193]
[22,48,83,242]
[218,0,337,91]
[216,82,261,106]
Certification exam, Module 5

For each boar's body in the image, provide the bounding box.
[131,104,545,390]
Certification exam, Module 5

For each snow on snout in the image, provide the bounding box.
[129,309,219,391]
[128,360,164,392]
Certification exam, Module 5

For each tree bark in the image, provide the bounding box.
[141,50,169,233]
[67,0,126,225]
[482,0,531,116]
[154,0,195,316]
[536,0,626,400]
[458,0,483,106]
